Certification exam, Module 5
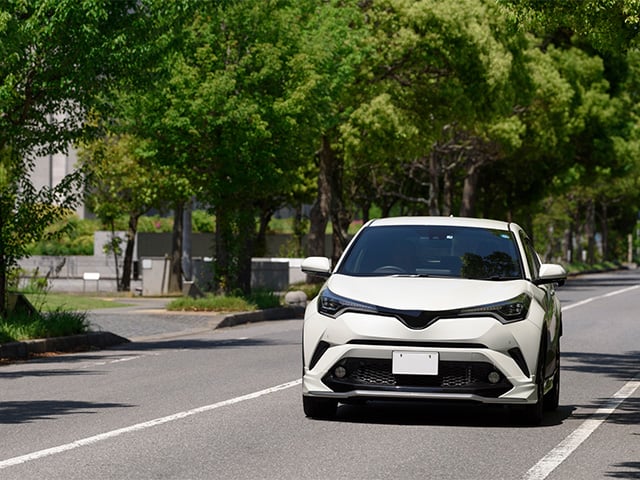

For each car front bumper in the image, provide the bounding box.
[302,306,543,405]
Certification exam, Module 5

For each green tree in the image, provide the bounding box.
[0,0,163,314]
[80,133,193,292]
[500,0,640,52]
[340,0,530,218]
[122,0,359,293]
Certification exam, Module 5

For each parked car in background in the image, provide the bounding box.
[301,216,566,425]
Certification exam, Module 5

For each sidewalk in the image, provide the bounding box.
[0,298,304,362]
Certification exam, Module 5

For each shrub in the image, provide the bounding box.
[167,294,257,312]
[0,309,88,342]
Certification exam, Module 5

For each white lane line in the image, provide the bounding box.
[523,377,640,480]
[0,379,301,470]
[563,285,640,311]
[524,283,640,480]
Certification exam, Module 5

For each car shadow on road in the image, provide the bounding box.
[328,401,574,428]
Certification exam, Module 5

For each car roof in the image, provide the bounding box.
[365,216,517,231]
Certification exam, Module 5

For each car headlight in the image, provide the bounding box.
[459,293,532,323]
[317,288,380,318]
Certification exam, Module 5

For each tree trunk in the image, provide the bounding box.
[442,166,453,216]
[307,136,332,258]
[182,199,193,282]
[361,200,371,224]
[214,207,256,295]
[168,204,183,293]
[565,224,574,263]
[331,208,351,265]
[585,199,596,264]
[109,220,121,291]
[293,205,306,257]
[459,163,480,217]
[428,153,440,216]
[255,207,274,258]
[0,207,6,317]
[215,212,229,294]
[328,142,351,265]
[600,203,609,261]
[237,213,255,295]
[119,213,139,292]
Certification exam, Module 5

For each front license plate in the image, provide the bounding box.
[392,351,439,375]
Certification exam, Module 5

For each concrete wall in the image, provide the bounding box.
[18,255,305,295]
[17,231,331,294]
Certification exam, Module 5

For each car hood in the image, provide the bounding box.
[324,274,530,311]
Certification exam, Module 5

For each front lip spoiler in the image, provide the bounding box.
[305,389,530,405]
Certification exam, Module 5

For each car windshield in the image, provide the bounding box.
[337,225,524,280]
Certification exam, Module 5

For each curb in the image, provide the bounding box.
[0,331,129,362]
[216,306,305,329]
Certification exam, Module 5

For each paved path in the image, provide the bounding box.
[86,297,230,341]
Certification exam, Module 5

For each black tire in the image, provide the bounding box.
[303,396,337,419]
[544,346,560,411]
[523,343,545,426]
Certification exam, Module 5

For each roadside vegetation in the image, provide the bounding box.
[166,289,281,312]
[0,282,289,343]
[0,308,89,344]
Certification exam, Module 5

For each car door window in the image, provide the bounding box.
[519,231,540,279]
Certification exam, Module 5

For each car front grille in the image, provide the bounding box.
[323,358,512,398]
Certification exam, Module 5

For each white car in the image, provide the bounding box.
[301,216,566,425]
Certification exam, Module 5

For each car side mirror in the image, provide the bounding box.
[301,256,332,278]
[534,263,567,286]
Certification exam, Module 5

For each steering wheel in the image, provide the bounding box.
[373,265,406,274]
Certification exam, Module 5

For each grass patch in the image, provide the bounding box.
[167,294,257,312]
[564,261,619,275]
[288,282,322,301]
[24,293,133,312]
[167,290,281,312]
[0,309,89,343]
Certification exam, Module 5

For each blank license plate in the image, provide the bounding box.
[392,351,439,375]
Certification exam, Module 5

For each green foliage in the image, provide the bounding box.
[0,308,88,342]
[0,0,173,313]
[18,270,50,296]
[26,211,213,255]
[166,294,258,312]
[244,290,282,310]
[499,0,640,52]
[5,0,640,307]
[28,216,98,255]
[191,210,215,233]
[166,289,281,312]
[137,215,174,233]
[288,282,322,302]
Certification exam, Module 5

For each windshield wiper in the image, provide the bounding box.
[390,273,431,278]
[483,276,521,281]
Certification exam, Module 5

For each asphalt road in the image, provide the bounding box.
[1,269,639,479]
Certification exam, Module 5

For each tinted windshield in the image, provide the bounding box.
[337,225,523,279]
